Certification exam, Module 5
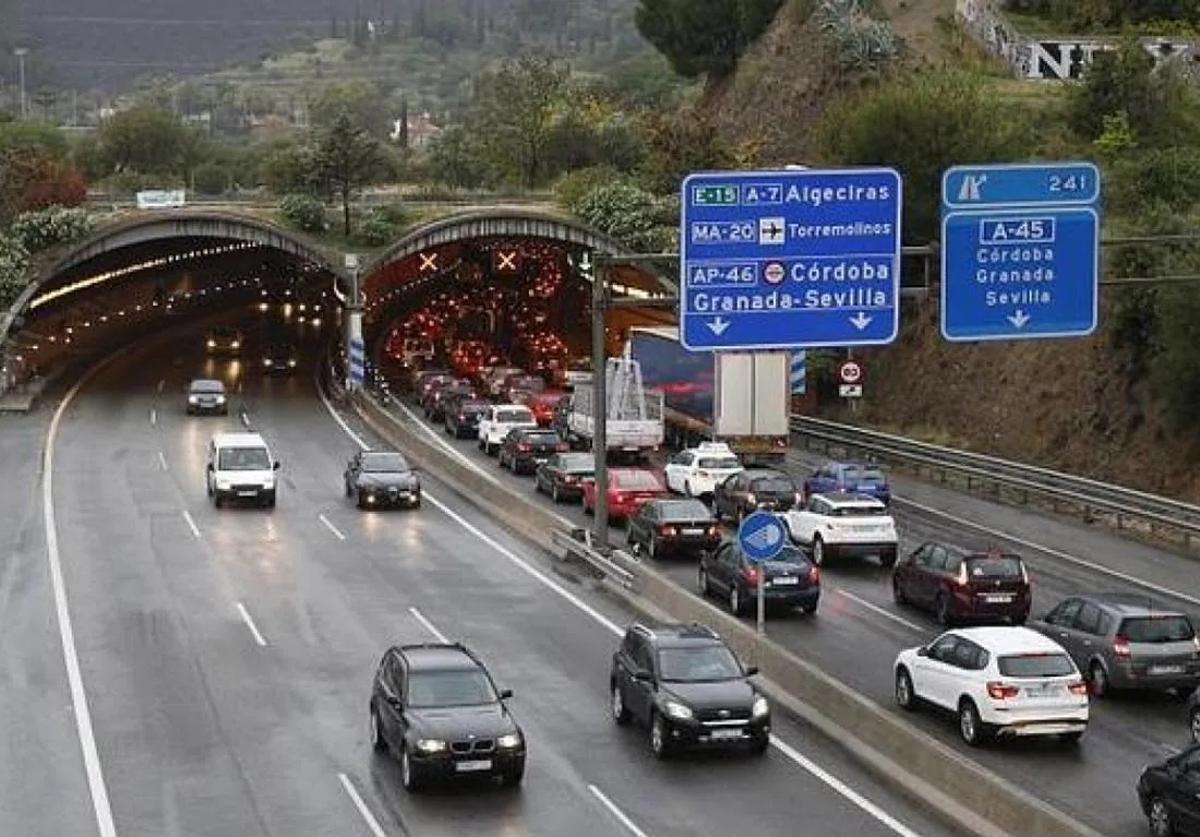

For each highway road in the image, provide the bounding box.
[386,375,1200,836]
[0,318,954,837]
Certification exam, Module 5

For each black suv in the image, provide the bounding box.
[610,623,770,758]
[369,643,525,791]
[498,428,565,475]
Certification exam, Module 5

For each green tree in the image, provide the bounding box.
[261,141,319,195]
[96,107,188,176]
[0,120,70,160]
[473,56,570,188]
[428,125,493,189]
[638,110,736,195]
[635,0,784,80]
[313,113,386,236]
[309,81,391,139]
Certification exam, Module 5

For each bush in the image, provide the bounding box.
[574,181,668,252]
[9,207,95,254]
[103,170,182,198]
[354,209,398,246]
[637,110,737,196]
[817,0,902,74]
[1108,147,1200,212]
[192,162,231,195]
[553,166,632,213]
[0,236,30,309]
[279,194,329,233]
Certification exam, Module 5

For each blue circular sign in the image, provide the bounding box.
[737,511,788,563]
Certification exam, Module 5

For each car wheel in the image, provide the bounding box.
[750,736,769,756]
[698,566,711,597]
[895,668,916,711]
[812,537,825,567]
[1089,662,1109,698]
[892,577,906,605]
[684,480,693,497]
[214,493,223,509]
[370,706,387,753]
[647,537,657,560]
[730,585,743,616]
[400,746,423,792]
[1011,613,1027,626]
[551,484,561,504]
[500,765,524,788]
[478,438,485,451]
[584,501,594,516]
[736,505,745,525]
[1148,796,1175,837]
[344,481,352,497]
[935,593,954,627]
[958,699,988,746]
[649,712,670,759]
[881,548,897,569]
[1190,706,1200,745]
[1059,731,1083,744]
[611,682,631,725]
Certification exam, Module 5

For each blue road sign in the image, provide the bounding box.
[737,511,788,563]
[680,168,903,352]
[941,162,1100,342]
[790,351,807,395]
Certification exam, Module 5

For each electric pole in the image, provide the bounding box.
[14,48,28,119]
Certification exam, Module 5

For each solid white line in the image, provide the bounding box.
[337,773,388,837]
[897,495,1200,607]
[319,513,347,541]
[834,588,925,633]
[235,602,268,647]
[44,370,119,837]
[149,408,157,426]
[319,379,928,837]
[770,737,924,837]
[409,606,450,643]
[589,785,651,837]
[181,510,201,540]
[316,380,368,450]
[1162,743,1182,755]
[157,451,169,472]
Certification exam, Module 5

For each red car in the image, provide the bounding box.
[582,468,669,521]
[518,389,567,427]
[892,543,1031,626]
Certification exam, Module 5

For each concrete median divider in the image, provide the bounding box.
[352,391,1101,837]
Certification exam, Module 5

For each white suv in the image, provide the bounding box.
[894,627,1089,746]
[781,493,898,566]
[477,404,537,456]
[206,432,280,508]
[664,442,743,498]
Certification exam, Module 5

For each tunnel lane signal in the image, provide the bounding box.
[419,252,439,273]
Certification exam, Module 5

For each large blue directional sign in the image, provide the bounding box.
[737,511,788,563]
[941,162,1100,342]
[680,168,902,352]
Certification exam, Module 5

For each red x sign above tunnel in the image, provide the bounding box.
[419,252,439,273]
[493,249,521,273]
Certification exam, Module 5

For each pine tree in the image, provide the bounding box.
[635,0,784,79]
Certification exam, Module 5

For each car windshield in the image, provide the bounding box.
[613,471,662,490]
[362,453,409,473]
[657,645,742,682]
[828,505,886,517]
[997,653,1075,678]
[559,454,594,471]
[966,556,1023,579]
[1119,615,1195,643]
[525,433,560,445]
[497,409,534,423]
[752,478,794,494]
[764,545,806,565]
[407,669,497,708]
[460,401,489,414]
[190,380,224,393]
[846,466,886,484]
[515,377,545,391]
[218,447,271,471]
[699,457,741,469]
[660,500,712,521]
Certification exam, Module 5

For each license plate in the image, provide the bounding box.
[455,759,493,773]
[1023,684,1056,697]
[772,576,799,586]
[1149,665,1184,675]
[709,729,742,741]
[535,458,548,464]
[682,528,704,535]
[238,491,257,497]
[984,594,1013,603]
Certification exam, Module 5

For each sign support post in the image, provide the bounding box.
[737,511,788,638]
[587,251,609,548]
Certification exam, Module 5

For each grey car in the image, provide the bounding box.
[1033,594,1200,697]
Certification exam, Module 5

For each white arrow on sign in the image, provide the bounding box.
[849,312,873,331]
[1007,310,1031,329]
[707,317,731,336]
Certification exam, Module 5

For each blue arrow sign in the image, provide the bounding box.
[679,168,902,352]
[941,162,1100,342]
[737,511,788,563]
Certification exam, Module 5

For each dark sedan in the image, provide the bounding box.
[626,499,720,559]
[497,428,566,475]
[425,380,475,422]
[345,450,421,509]
[713,469,803,522]
[1137,744,1200,836]
[186,379,228,415]
[893,544,1031,626]
[534,452,593,503]
[262,342,298,375]
[445,398,490,439]
[370,643,525,791]
[699,542,820,617]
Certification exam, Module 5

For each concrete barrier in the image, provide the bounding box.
[352,391,1102,837]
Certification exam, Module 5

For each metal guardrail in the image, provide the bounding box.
[790,415,1200,540]
[551,528,637,589]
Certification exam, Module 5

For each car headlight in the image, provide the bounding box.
[497,732,522,749]
[188,395,199,404]
[664,701,693,721]
[216,480,232,490]
[215,395,226,404]
[263,358,273,367]
[752,696,770,719]
[206,339,216,348]
[415,738,446,753]
[287,359,297,368]
[231,341,240,349]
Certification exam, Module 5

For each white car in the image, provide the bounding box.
[206,432,280,508]
[478,404,537,456]
[664,442,743,498]
[893,627,1089,746]
[781,493,898,567]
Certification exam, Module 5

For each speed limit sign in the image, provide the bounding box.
[839,360,863,385]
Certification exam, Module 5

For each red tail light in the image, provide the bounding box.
[659,525,677,537]
[1113,635,1131,658]
[986,681,1020,700]
[564,475,577,484]
[1068,681,1089,696]
[808,565,821,584]
[556,443,568,452]
[518,443,531,452]
[741,567,761,586]
[954,563,969,587]
[613,492,625,504]
[707,525,720,537]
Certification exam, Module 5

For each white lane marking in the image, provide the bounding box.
[44,369,119,837]
[589,785,651,837]
[897,496,1200,607]
[834,589,925,633]
[409,606,450,643]
[320,384,929,837]
[337,773,388,837]
[1162,743,1182,755]
[149,408,157,426]
[157,451,169,472]
[182,510,201,540]
[317,381,369,450]
[771,737,924,837]
[235,602,268,647]
[319,513,347,541]
[156,379,165,394]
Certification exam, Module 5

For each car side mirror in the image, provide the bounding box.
[633,669,653,682]
[916,646,929,658]
[744,666,759,677]
[499,688,513,700]
[273,461,281,471]
[206,463,214,472]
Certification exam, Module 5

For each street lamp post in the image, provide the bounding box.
[13,48,27,119]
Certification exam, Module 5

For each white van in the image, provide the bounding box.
[206,432,280,508]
